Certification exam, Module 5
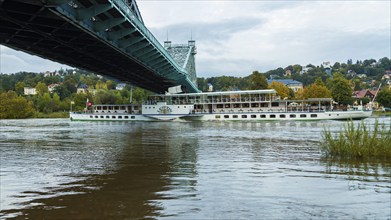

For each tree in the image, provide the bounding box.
[268,81,292,99]
[96,80,107,90]
[296,82,332,100]
[247,71,268,90]
[329,73,354,105]
[52,93,61,111]
[15,81,26,95]
[35,82,48,95]
[376,88,391,108]
[0,91,35,119]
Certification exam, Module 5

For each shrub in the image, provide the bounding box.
[321,120,391,160]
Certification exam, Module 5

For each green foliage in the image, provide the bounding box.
[14,81,25,95]
[0,91,35,119]
[94,90,119,104]
[247,71,268,90]
[35,82,48,95]
[329,73,354,105]
[131,87,152,104]
[321,120,391,160]
[376,87,391,108]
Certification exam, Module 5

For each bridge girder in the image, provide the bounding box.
[0,0,200,93]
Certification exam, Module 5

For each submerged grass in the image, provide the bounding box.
[321,120,391,160]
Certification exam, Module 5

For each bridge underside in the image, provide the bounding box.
[0,0,196,93]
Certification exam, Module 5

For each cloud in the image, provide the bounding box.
[1,0,390,78]
[0,45,70,74]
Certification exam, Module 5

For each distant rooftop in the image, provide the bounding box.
[267,79,303,86]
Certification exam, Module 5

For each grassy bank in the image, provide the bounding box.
[372,111,391,117]
[32,111,69,119]
[321,120,391,160]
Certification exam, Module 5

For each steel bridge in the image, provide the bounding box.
[0,0,199,93]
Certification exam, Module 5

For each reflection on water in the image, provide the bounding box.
[0,118,390,219]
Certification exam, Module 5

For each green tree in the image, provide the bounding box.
[329,73,354,105]
[247,71,268,90]
[268,81,292,99]
[52,93,61,111]
[15,81,26,95]
[35,82,48,95]
[376,88,391,108]
[37,92,53,113]
[0,91,35,119]
[296,82,332,100]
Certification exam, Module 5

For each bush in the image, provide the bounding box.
[321,120,391,160]
[0,91,35,119]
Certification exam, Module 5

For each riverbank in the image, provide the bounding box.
[372,111,391,117]
[32,112,69,119]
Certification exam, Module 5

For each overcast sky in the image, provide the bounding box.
[1,0,390,77]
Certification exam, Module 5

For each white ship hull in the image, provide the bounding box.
[70,110,371,122]
[70,89,372,122]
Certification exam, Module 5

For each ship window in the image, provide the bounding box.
[97,106,101,110]
[131,116,135,119]
[233,115,238,118]
[100,116,104,119]
[90,115,93,118]
[311,114,318,118]
[217,104,223,108]
[280,114,286,118]
[261,103,268,107]
[251,103,259,108]
[251,115,256,118]
[224,115,229,118]
[118,116,122,119]
[125,116,129,119]
[234,104,240,108]
[215,115,221,119]
[241,115,247,118]
[106,116,110,119]
[300,114,307,118]
[112,116,116,119]
[95,116,98,118]
[290,114,296,118]
[272,102,279,107]
[261,115,266,118]
[270,115,276,118]
[243,103,249,108]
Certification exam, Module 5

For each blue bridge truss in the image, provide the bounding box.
[0,0,199,93]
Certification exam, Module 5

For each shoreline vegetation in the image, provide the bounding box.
[321,120,391,160]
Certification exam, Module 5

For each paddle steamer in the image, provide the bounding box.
[70,89,372,121]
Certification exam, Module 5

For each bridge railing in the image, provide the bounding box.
[110,0,187,74]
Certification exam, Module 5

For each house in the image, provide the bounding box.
[24,87,37,95]
[284,69,292,77]
[352,89,377,100]
[382,73,391,80]
[323,62,332,76]
[267,79,303,93]
[43,71,60,77]
[48,83,62,93]
[357,74,367,79]
[300,66,313,75]
[116,83,126,91]
[77,84,89,94]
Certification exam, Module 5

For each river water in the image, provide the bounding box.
[0,118,390,219]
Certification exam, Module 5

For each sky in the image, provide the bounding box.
[1,0,390,78]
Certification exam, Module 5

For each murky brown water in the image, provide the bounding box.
[0,118,390,219]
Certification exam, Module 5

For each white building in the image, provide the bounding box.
[24,87,37,95]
